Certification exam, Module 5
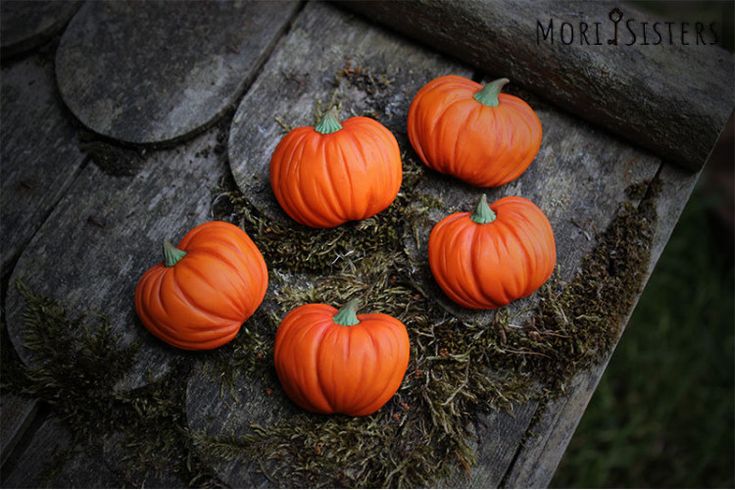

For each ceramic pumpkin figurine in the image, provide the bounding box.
[274,299,410,416]
[408,75,542,187]
[135,221,268,350]
[270,108,402,228]
[428,195,555,309]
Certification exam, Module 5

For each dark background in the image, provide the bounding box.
[553,2,734,486]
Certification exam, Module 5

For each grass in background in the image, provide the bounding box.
[552,187,735,488]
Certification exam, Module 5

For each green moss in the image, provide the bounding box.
[3,48,661,486]
[197,170,660,487]
[1,282,222,488]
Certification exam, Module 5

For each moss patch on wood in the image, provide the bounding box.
[0,283,222,487]
[192,157,661,486]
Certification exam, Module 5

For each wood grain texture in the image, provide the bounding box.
[55,0,300,145]
[228,1,472,227]
[4,126,231,392]
[404,85,660,327]
[0,416,122,488]
[0,1,81,58]
[0,394,38,467]
[337,0,734,171]
[502,164,701,488]
[0,56,86,275]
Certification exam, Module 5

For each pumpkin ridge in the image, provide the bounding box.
[282,131,320,226]
[146,271,194,340]
[353,123,389,218]
[447,219,483,307]
[187,244,251,289]
[272,130,306,223]
[331,130,358,221]
[171,265,242,323]
[352,324,402,414]
[316,134,346,224]
[429,97,470,174]
[469,220,493,307]
[178,259,244,318]
[314,322,338,413]
[278,314,325,413]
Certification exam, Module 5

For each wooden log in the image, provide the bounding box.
[4,126,231,392]
[336,0,734,171]
[0,1,81,58]
[1,55,86,275]
[55,0,300,145]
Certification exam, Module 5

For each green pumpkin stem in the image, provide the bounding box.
[315,108,343,135]
[163,240,186,267]
[471,194,496,224]
[473,78,510,107]
[333,299,360,326]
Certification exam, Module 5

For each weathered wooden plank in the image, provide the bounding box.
[228,1,473,226]
[0,55,86,276]
[217,2,693,488]
[501,164,701,488]
[0,1,81,58]
[55,0,300,145]
[186,274,304,488]
[337,0,734,171]
[0,394,38,467]
[0,416,122,488]
[4,126,230,392]
[403,80,659,322]
[408,78,661,487]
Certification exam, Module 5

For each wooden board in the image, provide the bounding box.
[0,394,38,467]
[502,164,700,488]
[403,81,658,326]
[0,55,87,276]
[0,416,122,488]
[4,126,231,392]
[337,0,734,171]
[0,1,81,58]
[55,0,300,145]
[210,2,699,487]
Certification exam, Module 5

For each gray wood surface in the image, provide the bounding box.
[503,164,700,488]
[403,80,659,326]
[0,394,38,467]
[5,126,231,393]
[0,1,81,58]
[219,2,700,487]
[0,416,122,488]
[337,0,734,171]
[1,55,87,276]
[228,1,472,227]
[0,1,714,487]
[55,0,300,145]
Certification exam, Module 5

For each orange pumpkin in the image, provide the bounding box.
[428,195,556,310]
[407,75,542,187]
[270,108,402,228]
[274,300,410,416]
[135,221,268,350]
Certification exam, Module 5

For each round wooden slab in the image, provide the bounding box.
[227,1,471,227]
[55,0,298,145]
[0,1,81,57]
[5,126,231,392]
